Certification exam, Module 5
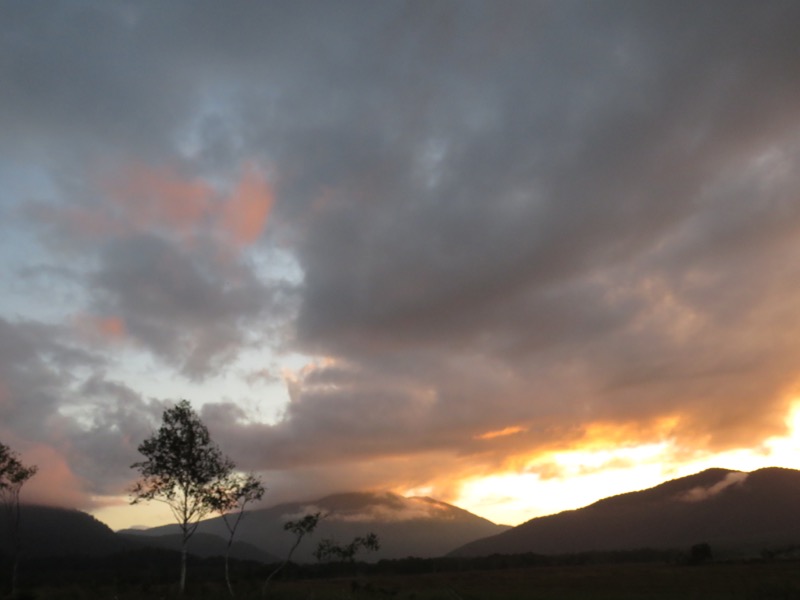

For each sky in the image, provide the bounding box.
[3,0,800,531]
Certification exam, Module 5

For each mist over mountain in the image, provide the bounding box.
[126,491,509,562]
[450,467,800,558]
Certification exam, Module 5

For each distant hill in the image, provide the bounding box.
[0,505,130,558]
[118,531,278,563]
[0,505,276,563]
[128,491,509,562]
[450,467,800,558]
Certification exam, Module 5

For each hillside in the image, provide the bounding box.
[117,531,278,563]
[128,491,509,562]
[0,505,276,563]
[0,505,130,558]
[450,467,800,558]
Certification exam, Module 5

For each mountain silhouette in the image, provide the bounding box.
[0,505,130,558]
[117,531,278,563]
[15,468,799,564]
[450,467,800,558]
[126,491,509,562]
[0,505,276,563]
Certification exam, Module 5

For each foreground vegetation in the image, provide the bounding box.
[6,551,800,600]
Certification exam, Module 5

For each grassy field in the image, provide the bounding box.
[19,560,800,600]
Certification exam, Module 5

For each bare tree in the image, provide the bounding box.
[130,400,234,596]
[0,441,37,597]
[314,532,380,564]
[208,472,265,597]
[262,512,320,598]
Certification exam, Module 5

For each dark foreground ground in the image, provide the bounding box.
[11,560,800,600]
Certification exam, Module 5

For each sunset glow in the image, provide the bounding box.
[455,400,800,526]
[3,2,800,535]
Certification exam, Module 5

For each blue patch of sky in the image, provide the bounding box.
[0,160,88,321]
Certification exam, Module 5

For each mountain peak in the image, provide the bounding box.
[585,467,743,509]
[282,490,472,524]
[451,466,800,559]
[130,489,507,562]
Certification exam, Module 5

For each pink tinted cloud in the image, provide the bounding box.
[40,162,275,249]
[21,444,95,510]
[221,163,275,246]
[74,314,127,343]
[102,161,274,246]
[104,163,214,235]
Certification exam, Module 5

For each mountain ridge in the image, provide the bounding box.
[450,467,800,558]
[12,468,800,563]
[126,490,510,562]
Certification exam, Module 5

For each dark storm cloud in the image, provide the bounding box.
[90,234,278,378]
[3,0,800,508]
[286,1,800,351]
[0,318,70,437]
[214,0,800,482]
[66,373,168,495]
[0,317,163,504]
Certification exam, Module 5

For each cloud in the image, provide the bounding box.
[0,318,94,439]
[475,427,528,441]
[99,163,214,239]
[88,234,275,378]
[22,444,94,509]
[65,374,168,496]
[326,497,454,523]
[680,472,749,502]
[279,494,452,523]
[222,163,275,246]
[3,1,800,520]
[19,156,288,382]
[74,314,127,343]
[32,161,275,250]
[0,318,166,508]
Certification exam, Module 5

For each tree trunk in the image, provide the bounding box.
[10,554,18,598]
[225,536,234,597]
[10,494,21,597]
[180,540,188,596]
[263,539,300,598]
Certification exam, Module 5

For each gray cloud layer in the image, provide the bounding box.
[2,0,800,511]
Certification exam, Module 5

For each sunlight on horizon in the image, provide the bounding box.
[92,498,177,532]
[454,400,800,527]
[91,401,800,531]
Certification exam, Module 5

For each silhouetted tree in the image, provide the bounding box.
[130,400,234,596]
[314,532,380,563]
[209,472,265,597]
[0,441,37,597]
[262,512,320,598]
[688,542,712,565]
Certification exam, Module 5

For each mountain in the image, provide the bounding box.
[450,467,800,558]
[0,505,131,558]
[0,505,276,563]
[118,531,278,563]
[128,491,509,562]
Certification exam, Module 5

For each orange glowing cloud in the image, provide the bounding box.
[105,163,214,234]
[100,316,126,338]
[54,161,276,248]
[571,415,681,451]
[221,163,275,246]
[74,314,127,342]
[474,425,528,440]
